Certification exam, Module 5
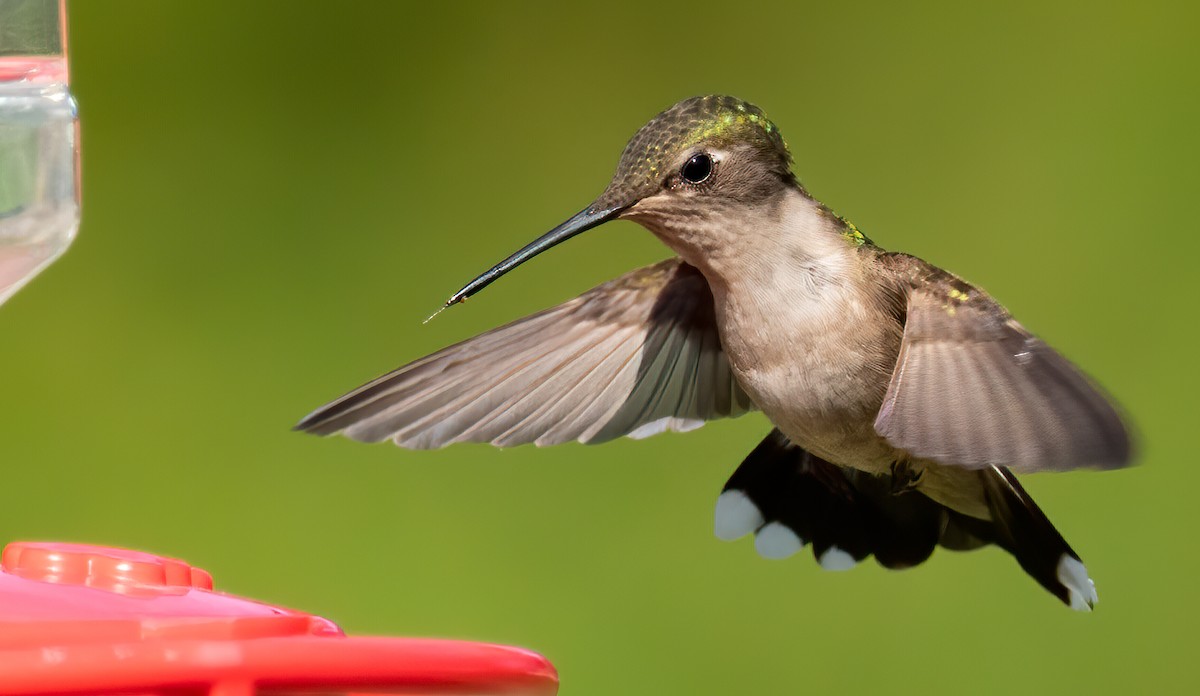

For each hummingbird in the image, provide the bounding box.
[297,95,1132,610]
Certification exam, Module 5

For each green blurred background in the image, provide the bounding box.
[3,0,1198,692]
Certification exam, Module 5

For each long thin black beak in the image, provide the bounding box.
[441,204,626,308]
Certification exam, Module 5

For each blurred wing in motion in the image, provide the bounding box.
[874,255,1132,473]
[296,258,755,448]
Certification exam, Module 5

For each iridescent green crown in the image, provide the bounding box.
[601,95,792,205]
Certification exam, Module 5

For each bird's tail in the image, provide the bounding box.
[714,429,1098,610]
[975,466,1097,610]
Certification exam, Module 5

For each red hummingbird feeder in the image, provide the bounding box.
[0,542,559,695]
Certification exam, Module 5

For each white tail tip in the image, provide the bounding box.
[714,489,764,541]
[1057,554,1098,611]
[754,521,805,559]
[818,546,859,571]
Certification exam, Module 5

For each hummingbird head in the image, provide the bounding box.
[595,95,794,214]
[443,96,799,307]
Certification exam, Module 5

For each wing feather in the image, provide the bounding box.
[874,255,1132,473]
[297,258,755,448]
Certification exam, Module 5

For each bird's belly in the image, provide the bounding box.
[718,295,903,473]
[736,351,898,472]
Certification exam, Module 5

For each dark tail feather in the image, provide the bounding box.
[978,466,1097,610]
[714,429,1097,610]
[715,429,945,571]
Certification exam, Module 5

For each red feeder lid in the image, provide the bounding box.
[0,542,558,695]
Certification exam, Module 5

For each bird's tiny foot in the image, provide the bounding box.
[889,460,923,495]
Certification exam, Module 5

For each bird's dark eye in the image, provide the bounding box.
[681,153,713,184]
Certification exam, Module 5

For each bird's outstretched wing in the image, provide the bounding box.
[296,258,755,448]
[873,253,1132,473]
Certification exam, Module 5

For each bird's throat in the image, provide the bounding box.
[635,187,861,298]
